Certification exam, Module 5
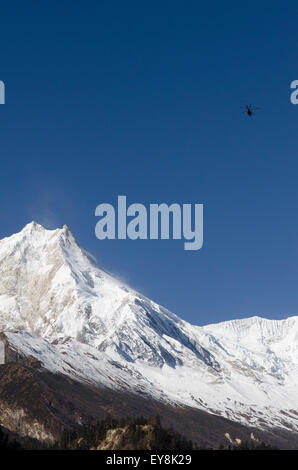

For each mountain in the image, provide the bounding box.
[0,222,298,447]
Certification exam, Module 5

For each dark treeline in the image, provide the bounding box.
[48,416,279,451]
[222,441,279,450]
[0,427,21,450]
[50,415,194,451]
[0,417,279,451]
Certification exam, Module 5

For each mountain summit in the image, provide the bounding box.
[0,223,298,437]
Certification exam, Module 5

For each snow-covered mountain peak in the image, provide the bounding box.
[0,221,74,253]
[21,220,43,232]
[0,222,91,337]
[204,315,298,346]
[0,223,195,360]
[0,223,298,434]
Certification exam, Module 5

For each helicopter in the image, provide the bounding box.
[241,104,260,116]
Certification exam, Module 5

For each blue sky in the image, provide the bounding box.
[0,1,298,325]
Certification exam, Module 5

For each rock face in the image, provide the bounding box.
[0,339,4,365]
[0,222,298,444]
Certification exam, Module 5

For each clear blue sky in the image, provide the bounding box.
[0,1,298,325]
